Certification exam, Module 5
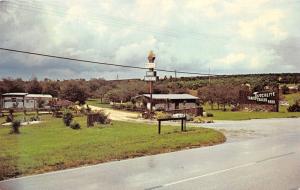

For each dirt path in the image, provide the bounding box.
[86,105,141,121]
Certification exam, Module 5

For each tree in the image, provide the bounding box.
[42,81,60,97]
[26,77,43,94]
[2,78,25,92]
[95,85,111,103]
[88,78,106,93]
[281,85,289,94]
[60,81,89,105]
[104,89,122,103]
[198,85,217,109]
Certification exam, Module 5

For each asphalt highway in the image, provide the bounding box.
[1,118,300,190]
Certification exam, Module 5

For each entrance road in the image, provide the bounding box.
[0,118,300,190]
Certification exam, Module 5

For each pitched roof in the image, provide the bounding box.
[141,94,199,100]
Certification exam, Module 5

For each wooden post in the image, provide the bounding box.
[158,120,161,134]
[149,67,154,113]
[275,83,280,112]
[181,119,184,131]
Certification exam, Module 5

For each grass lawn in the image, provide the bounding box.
[201,92,300,120]
[86,99,112,108]
[206,110,300,120]
[0,115,225,180]
[284,92,300,105]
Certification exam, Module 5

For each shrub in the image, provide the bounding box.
[96,111,111,124]
[63,111,73,126]
[193,116,214,123]
[6,109,14,122]
[6,115,13,123]
[288,100,300,112]
[206,113,214,117]
[86,105,91,113]
[30,116,40,121]
[155,111,171,119]
[231,106,239,112]
[10,120,21,134]
[9,109,14,115]
[193,116,205,123]
[70,121,81,130]
[281,85,289,94]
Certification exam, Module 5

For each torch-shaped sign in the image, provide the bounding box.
[145,51,158,113]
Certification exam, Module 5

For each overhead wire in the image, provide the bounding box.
[0,47,216,76]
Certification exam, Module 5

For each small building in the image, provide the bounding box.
[1,93,28,109]
[288,86,298,93]
[1,93,53,110]
[133,94,200,112]
[25,94,53,109]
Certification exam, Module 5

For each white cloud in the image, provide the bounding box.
[0,0,299,79]
[185,0,219,18]
[238,9,287,41]
[216,52,246,66]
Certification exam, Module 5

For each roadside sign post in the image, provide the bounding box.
[145,51,158,113]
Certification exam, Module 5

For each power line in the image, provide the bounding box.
[0,47,216,76]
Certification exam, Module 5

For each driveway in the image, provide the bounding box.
[199,118,300,142]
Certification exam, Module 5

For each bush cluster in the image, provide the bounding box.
[193,116,214,123]
[63,111,73,126]
[206,113,214,117]
[155,111,172,119]
[10,120,21,134]
[288,100,300,112]
[70,122,81,130]
[96,111,111,124]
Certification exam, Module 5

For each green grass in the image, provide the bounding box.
[86,99,112,108]
[201,92,300,120]
[284,92,300,105]
[0,115,225,180]
[206,110,300,120]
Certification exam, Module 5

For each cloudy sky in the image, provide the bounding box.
[0,0,299,80]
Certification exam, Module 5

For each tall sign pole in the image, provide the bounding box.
[275,83,280,112]
[275,77,282,112]
[145,51,158,113]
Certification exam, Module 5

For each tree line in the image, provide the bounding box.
[0,73,299,106]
